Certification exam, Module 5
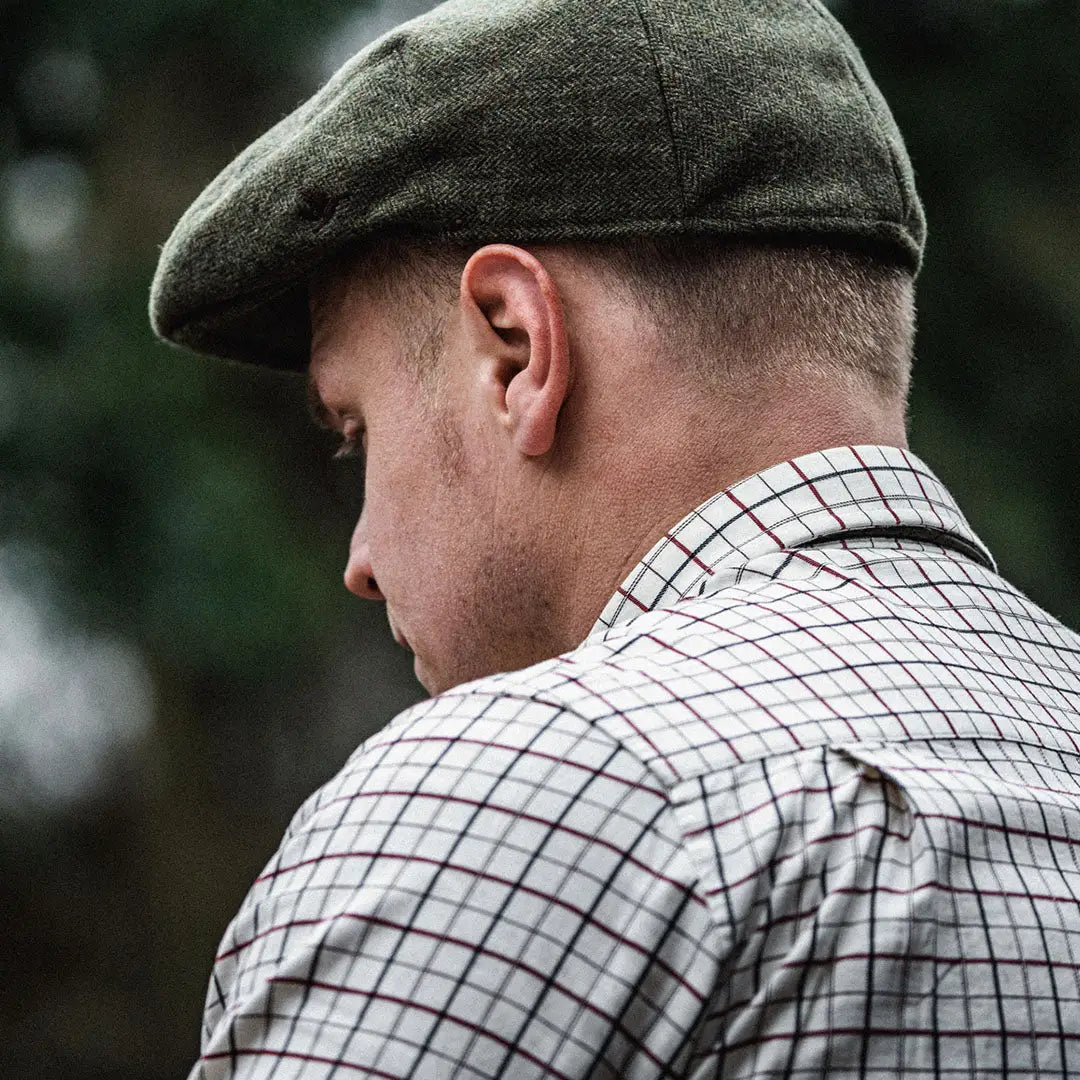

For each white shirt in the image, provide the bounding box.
[192,445,1080,1079]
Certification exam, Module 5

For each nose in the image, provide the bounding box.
[344,510,385,601]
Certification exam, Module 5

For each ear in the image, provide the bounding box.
[459,244,571,457]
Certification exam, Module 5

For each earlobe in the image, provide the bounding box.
[460,245,571,458]
[504,357,561,457]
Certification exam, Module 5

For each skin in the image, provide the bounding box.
[308,244,908,696]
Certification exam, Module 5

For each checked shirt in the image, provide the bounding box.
[193,444,1080,1079]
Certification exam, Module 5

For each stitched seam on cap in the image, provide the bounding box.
[627,0,687,218]
[392,31,416,138]
[806,0,909,224]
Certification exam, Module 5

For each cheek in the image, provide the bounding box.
[362,453,449,579]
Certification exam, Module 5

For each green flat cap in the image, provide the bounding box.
[150,0,925,370]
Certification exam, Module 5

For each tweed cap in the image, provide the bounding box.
[150,0,925,370]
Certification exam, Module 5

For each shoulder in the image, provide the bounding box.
[281,659,676,858]
[299,561,843,812]
[206,661,719,1076]
[304,553,906,812]
[301,532,1080,827]
[557,537,1080,778]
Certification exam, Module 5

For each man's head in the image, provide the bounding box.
[151,0,926,693]
[150,0,925,369]
[308,234,914,692]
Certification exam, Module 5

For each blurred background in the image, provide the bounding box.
[0,0,1077,1076]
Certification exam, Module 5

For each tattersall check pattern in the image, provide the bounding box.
[193,445,1080,1079]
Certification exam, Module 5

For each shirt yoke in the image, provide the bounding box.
[454,535,1080,794]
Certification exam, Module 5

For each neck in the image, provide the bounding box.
[548,369,908,650]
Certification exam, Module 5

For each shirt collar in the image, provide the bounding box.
[592,444,995,637]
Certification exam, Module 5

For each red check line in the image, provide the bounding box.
[199,1047,400,1077]
[262,979,579,1080]
[573,668,684,780]
[386,734,665,797]
[257,786,688,896]
[617,586,651,612]
[901,448,949,530]
[701,819,915,899]
[780,949,1080,974]
[726,1025,1080,1053]
[684,781,837,838]
[789,459,846,531]
[850,446,903,525]
[262,913,668,1070]
[881,758,1080,802]
[227,851,707,991]
[665,531,715,575]
[725,490,785,549]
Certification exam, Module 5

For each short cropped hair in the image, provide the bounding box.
[324,233,915,404]
[573,238,915,402]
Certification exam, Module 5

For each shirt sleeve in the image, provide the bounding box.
[190,688,720,1080]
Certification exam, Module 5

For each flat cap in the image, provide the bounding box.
[150,0,925,370]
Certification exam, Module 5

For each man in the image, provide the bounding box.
[151,0,1080,1077]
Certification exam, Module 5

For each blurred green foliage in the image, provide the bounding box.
[842,0,1080,627]
[0,1,1078,1078]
